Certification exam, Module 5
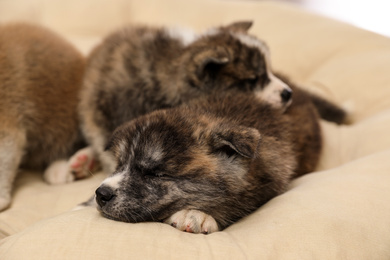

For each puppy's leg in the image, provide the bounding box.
[68,146,100,179]
[79,96,117,175]
[165,209,219,234]
[85,127,116,175]
[43,160,75,184]
[43,147,100,185]
[0,128,26,211]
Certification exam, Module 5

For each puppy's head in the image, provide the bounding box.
[95,108,284,228]
[183,21,292,109]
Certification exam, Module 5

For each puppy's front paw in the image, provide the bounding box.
[164,209,219,234]
[44,160,75,184]
[68,147,99,180]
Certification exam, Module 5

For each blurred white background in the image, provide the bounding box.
[276,0,390,37]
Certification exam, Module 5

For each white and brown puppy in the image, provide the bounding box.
[71,21,344,179]
[95,89,322,234]
[0,23,85,211]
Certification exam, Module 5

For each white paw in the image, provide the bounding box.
[68,147,99,179]
[44,160,75,185]
[164,209,219,234]
[0,195,11,212]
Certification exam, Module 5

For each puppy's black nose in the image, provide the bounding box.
[95,186,114,207]
[281,88,293,103]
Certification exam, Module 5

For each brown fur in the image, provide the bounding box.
[95,89,321,232]
[78,21,345,180]
[78,21,297,175]
[0,23,85,211]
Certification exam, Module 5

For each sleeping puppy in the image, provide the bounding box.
[0,23,85,211]
[95,89,322,234]
[66,21,344,180]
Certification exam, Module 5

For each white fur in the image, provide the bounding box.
[44,146,98,185]
[164,209,219,234]
[165,26,198,46]
[117,140,128,157]
[230,31,292,108]
[149,147,163,162]
[138,144,164,171]
[101,171,126,190]
[233,32,269,55]
[257,73,292,108]
[44,160,75,185]
[203,27,220,37]
[146,144,164,162]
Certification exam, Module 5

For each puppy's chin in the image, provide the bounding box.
[96,203,116,221]
[97,207,125,222]
[102,213,122,222]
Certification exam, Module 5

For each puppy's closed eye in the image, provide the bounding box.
[136,164,167,178]
[143,169,166,178]
[245,76,259,86]
[243,73,269,89]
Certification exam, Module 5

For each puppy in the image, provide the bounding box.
[0,23,85,211]
[71,21,343,179]
[95,89,322,234]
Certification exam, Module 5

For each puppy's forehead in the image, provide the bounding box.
[136,139,165,168]
[204,27,268,51]
[131,115,193,160]
[131,122,165,157]
[143,144,164,161]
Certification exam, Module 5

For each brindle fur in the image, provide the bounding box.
[96,90,321,231]
[79,21,344,176]
[0,23,85,211]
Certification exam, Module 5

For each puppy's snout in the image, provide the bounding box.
[281,88,292,103]
[96,186,115,207]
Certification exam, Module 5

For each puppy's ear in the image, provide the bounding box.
[194,46,229,78]
[105,126,123,152]
[211,124,261,159]
[104,126,130,165]
[223,21,253,33]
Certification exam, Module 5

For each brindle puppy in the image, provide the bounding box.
[66,21,343,180]
[95,89,321,234]
[0,23,85,211]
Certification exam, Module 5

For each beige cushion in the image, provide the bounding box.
[1,0,390,259]
[1,150,390,259]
